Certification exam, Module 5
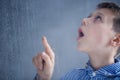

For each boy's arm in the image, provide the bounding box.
[32,36,55,80]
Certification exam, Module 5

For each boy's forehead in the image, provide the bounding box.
[91,8,115,17]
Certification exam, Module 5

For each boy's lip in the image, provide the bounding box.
[77,28,84,40]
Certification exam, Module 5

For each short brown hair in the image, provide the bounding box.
[97,2,120,56]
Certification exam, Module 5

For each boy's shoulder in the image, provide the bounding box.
[61,59,120,80]
[60,68,86,80]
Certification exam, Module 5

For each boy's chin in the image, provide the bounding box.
[77,47,86,53]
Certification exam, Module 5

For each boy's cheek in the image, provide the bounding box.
[87,32,103,45]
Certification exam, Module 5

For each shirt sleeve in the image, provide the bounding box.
[33,73,41,80]
[60,69,83,80]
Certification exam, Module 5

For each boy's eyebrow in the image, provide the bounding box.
[96,12,105,17]
[87,13,93,17]
[88,12,104,17]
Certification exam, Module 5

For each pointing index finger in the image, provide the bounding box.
[42,36,54,60]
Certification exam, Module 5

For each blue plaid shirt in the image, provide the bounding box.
[34,59,120,80]
[61,59,120,80]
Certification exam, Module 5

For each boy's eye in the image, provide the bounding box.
[94,15,102,22]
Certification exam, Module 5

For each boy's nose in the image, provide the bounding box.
[81,18,88,26]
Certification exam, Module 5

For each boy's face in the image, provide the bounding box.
[77,8,117,54]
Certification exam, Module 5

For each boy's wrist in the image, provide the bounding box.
[36,73,51,80]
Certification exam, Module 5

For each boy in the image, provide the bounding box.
[32,2,120,80]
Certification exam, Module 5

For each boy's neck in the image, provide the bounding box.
[88,52,115,70]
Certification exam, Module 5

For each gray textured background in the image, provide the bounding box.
[0,0,120,80]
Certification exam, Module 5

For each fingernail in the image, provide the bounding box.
[42,36,44,40]
[43,36,46,39]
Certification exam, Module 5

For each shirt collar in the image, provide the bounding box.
[85,58,120,77]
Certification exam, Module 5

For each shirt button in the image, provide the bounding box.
[92,72,96,77]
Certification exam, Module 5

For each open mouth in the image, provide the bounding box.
[78,28,84,39]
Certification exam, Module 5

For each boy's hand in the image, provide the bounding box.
[32,36,55,80]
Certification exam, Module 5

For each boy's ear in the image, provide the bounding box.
[111,34,120,47]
